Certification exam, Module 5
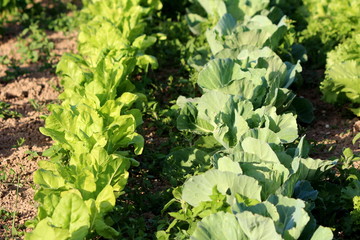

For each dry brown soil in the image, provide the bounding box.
[298,71,360,159]
[0,30,76,239]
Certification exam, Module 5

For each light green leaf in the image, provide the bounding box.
[95,185,116,213]
[310,226,334,240]
[182,169,262,207]
[51,193,90,237]
[241,137,280,163]
[25,217,69,240]
[236,211,281,240]
[34,169,66,190]
[267,195,310,239]
[190,212,245,240]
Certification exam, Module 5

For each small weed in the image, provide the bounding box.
[16,23,55,68]
[0,167,25,237]
[0,209,14,222]
[25,150,39,160]
[0,56,25,82]
[0,101,22,119]
[12,138,25,148]
[48,6,79,33]
[353,133,360,146]
[0,169,16,182]
[29,99,45,112]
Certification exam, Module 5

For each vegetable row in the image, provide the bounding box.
[26,0,161,239]
[158,1,336,239]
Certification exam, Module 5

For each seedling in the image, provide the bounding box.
[25,150,39,160]
[0,169,16,182]
[0,101,22,119]
[0,56,24,82]
[12,138,25,148]
[28,99,45,112]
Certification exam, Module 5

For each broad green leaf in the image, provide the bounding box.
[239,128,281,145]
[191,211,280,240]
[267,195,310,239]
[34,190,61,220]
[164,147,212,185]
[96,185,116,213]
[232,200,280,223]
[177,97,214,133]
[207,14,288,55]
[197,58,242,90]
[25,217,69,240]
[75,169,97,200]
[98,154,131,195]
[310,226,334,240]
[293,180,318,202]
[241,162,289,199]
[255,106,298,143]
[241,137,279,163]
[298,158,334,181]
[216,156,243,174]
[94,218,120,239]
[182,169,262,207]
[34,169,66,190]
[195,0,226,18]
[226,0,269,20]
[236,211,281,240]
[191,212,245,240]
[51,193,90,237]
[291,97,315,124]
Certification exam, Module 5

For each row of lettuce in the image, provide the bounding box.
[156,1,339,239]
[318,2,360,116]
[25,0,161,239]
[277,0,360,116]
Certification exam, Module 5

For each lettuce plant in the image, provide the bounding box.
[321,35,360,116]
[299,0,360,66]
[186,0,270,35]
[26,0,161,239]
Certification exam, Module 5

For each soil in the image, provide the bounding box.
[298,70,360,160]
[0,29,77,239]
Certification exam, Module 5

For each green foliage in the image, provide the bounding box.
[163,147,212,185]
[205,13,288,56]
[0,0,28,16]
[0,56,25,82]
[186,0,270,35]
[351,196,360,229]
[27,0,162,239]
[16,23,55,67]
[12,137,26,148]
[160,167,333,239]
[18,0,358,239]
[320,35,360,116]
[312,144,360,238]
[177,91,299,148]
[157,1,338,239]
[158,186,232,239]
[180,10,313,123]
[299,0,360,67]
[1,0,80,33]
[0,101,22,119]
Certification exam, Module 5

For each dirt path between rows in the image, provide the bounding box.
[0,30,76,238]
